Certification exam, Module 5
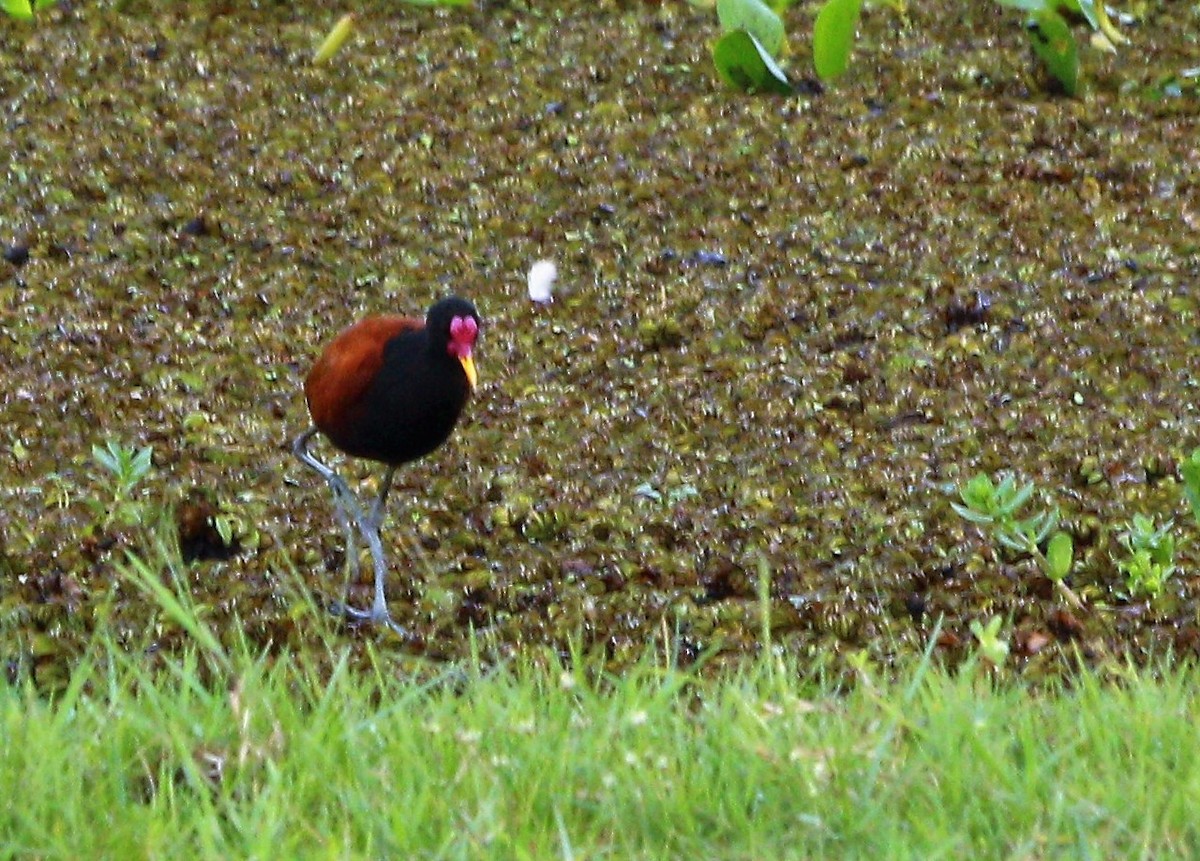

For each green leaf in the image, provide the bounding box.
[949,501,997,526]
[1,0,33,20]
[130,446,153,482]
[712,30,793,95]
[1019,508,1059,545]
[996,531,1031,553]
[958,473,997,512]
[92,442,120,475]
[314,13,355,64]
[969,616,1010,665]
[1046,531,1073,582]
[717,0,786,57]
[1001,479,1035,515]
[1179,448,1200,527]
[813,0,863,81]
[1028,8,1079,96]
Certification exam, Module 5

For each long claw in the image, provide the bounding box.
[327,599,411,637]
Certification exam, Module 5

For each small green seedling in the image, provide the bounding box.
[952,473,1057,549]
[710,0,1126,95]
[712,0,793,93]
[712,30,793,94]
[952,473,1083,610]
[710,0,870,90]
[1178,447,1200,528]
[969,615,1010,666]
[1116,514,1175,601]
[89,438,154,529]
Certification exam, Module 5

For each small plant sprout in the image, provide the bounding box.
[709,0,1125,97]
[1178,447,1200,528]
[1116,514,1176,601]
[969,616,1010,666]
[314,13,355,64]
[527,259,557,304]
[89,438,154,528]
[951,473,1084,610]
[711,0,793,94]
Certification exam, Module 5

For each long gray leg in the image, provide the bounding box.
[292,428,407,636]
[369,465,397,535]
[331,489,361,610]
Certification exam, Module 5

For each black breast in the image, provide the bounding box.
[333,329,471,465]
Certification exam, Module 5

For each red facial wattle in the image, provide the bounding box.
[448,315,478,389]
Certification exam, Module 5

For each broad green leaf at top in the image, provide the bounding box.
[3,0,66,13]
[813,0,864,81]
[2,0,34,20]
[717,0,786,57]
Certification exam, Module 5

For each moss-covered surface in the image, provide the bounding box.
[2,0,1198,686]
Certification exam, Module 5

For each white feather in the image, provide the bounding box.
[527,259,557,304]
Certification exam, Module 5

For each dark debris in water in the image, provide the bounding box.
[177,491,240,564]
[0,0,1198,689]
[4,244,31,268]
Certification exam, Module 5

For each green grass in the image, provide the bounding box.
[6,601,1200,858]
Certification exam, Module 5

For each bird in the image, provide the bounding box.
[293,295,480,632]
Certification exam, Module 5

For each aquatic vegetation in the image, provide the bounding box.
[709,0,1131,94]
[1,0,1197,689]
[1116,514,1175,600]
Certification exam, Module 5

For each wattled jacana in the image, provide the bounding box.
[293,296,480,631]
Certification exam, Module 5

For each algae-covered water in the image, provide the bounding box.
[2,0,1198,685]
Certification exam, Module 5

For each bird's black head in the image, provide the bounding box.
[426,296,480,389]
[426,296,479,339]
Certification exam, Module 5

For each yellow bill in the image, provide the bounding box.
[459,354,477,390]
